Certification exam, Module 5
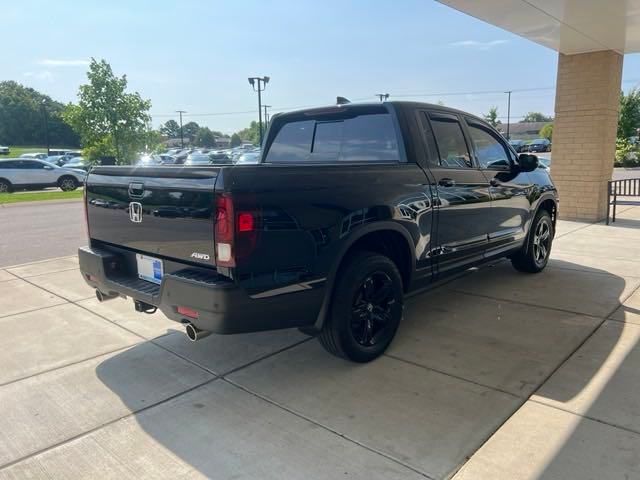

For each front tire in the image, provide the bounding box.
[58,176,78,192]
[319,251,403,362]
[511,210,554,273]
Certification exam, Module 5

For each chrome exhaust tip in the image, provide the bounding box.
[185,323,211,341]
[95,289,117,302]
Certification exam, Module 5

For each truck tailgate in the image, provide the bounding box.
[85,166,219,267]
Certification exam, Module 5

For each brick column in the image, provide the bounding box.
[552,50,623,221]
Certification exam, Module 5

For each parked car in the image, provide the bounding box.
[209,152,233,165]
[158,154,177,164]
[184,153,212,165]
[79,101,557,363]
[63,157,91,172]
[0,158,86,192]
[508,139,527,153]
[44,155,65,166]
[136,155,164,167]
[235,151,261,164]
[528,138,551,152]
[19,152,49,160]
[0,146,9,155]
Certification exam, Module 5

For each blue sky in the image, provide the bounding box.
[4,0,640,134]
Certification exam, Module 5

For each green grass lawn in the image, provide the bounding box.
[0,190,83,204]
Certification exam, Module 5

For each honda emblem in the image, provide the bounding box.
[129,202,143,223]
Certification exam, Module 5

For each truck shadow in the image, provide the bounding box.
[95,258,635,478]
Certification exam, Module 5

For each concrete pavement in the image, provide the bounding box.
[0,205,639,478]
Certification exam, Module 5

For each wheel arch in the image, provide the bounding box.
[523,193,557,255]
[313,222,415,331]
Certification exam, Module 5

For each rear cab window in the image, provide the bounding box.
[264,105,404,163]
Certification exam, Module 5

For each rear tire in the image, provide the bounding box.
[511,210,554,273]
[319,251,403,362]
[0,179,11,193]
[58,176,78,192]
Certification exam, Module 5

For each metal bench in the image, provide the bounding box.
[607,177,640,224]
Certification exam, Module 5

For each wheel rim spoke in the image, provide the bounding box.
[350,271,396,347]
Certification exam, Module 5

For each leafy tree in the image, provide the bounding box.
[235,121,260,144]
[182,121,200,139]
[539,123,553,140]
[230,133,242,147]
[63,58,151,164]
[159,119,180,138]
[483,106,501,127]
[0,81,79,147]
[618,87,640,139]
[520,112,553,123]
[195,127,217,147]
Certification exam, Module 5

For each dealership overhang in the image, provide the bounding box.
[438,0,640,220]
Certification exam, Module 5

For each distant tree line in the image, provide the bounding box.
[0,81,80,147]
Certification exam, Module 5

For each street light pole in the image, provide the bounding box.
[248,76,270,145]
[263,104,271,132]
[376,93,390,102]
[176,110,187,149]
[505,91,512,140]
[41,100,50,156]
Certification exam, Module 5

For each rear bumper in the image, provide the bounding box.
[78,245,318,334]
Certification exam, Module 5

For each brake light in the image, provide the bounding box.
[214,194,256,267]
[238,213,254,232]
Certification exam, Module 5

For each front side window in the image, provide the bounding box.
[265,112,400,163]
[467,124,510,169]
[429,115,472,168]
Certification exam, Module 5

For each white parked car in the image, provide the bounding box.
[0,158,86,192]
[0,146,9,155]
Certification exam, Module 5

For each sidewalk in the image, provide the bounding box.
[0,206,639,479]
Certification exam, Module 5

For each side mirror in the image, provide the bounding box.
[518,153,539,172]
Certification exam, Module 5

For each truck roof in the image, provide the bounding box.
[272,100,490,127]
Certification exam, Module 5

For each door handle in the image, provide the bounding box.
[438,178,455,187]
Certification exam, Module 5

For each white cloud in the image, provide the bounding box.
[449,40,509,50]
[38,59,89,67]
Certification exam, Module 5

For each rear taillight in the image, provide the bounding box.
[215,195,235,266]
[214,194,256,267]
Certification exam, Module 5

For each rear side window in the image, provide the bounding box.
[0,161,20,169]
[429,114,472,168]
[265,112,400,163]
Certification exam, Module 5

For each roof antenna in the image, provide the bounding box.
[336,96,351,105]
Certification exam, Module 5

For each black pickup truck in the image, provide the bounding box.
[79,101,558,362]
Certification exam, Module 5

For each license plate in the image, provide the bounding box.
[136,254,163,284]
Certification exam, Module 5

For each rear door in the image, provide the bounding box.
[419,110,492,275]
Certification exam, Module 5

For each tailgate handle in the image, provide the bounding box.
[128,182,145,198]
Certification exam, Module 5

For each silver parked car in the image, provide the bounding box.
[0,158,86,192]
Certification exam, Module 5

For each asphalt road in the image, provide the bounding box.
[0,200,85,268]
